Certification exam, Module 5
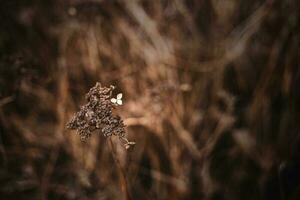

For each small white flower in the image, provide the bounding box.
[111,93,123,105]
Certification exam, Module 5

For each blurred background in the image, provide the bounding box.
[1,0,300,199]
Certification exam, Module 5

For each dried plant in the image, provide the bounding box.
[66,82,135,149]
[2,1,300,199]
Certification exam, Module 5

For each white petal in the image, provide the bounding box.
[117,93,123,100]
[117,99,123,105]
[111,98,117,103]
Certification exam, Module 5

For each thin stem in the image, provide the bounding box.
[108,138,132,200]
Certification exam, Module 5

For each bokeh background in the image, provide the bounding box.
[1,0,300,199]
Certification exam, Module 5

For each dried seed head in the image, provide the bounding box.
[66,82,135,149]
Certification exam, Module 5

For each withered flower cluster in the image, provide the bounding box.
[67,82,135,149]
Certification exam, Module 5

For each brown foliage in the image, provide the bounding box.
[1,0,300,199]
